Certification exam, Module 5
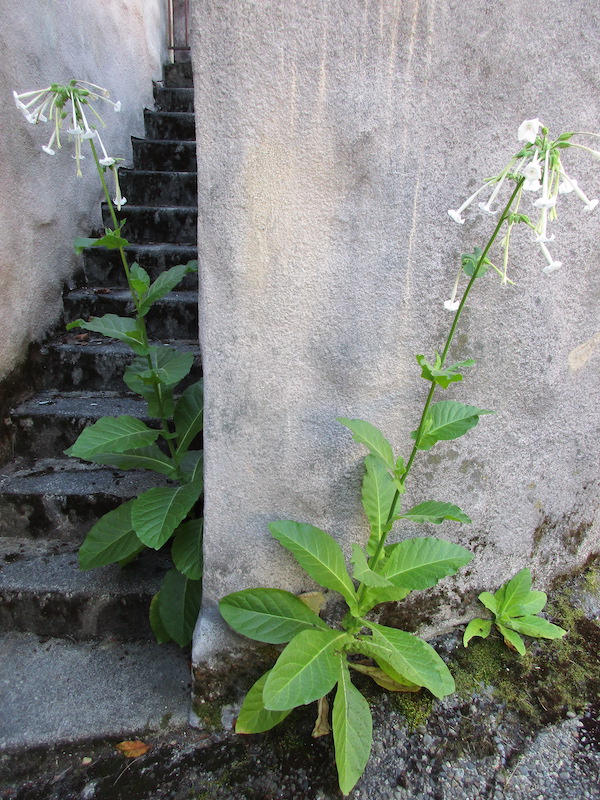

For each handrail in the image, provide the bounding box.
[167,0,190,60]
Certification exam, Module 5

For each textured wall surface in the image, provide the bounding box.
[191,0,600,669]
[0,0,167,379]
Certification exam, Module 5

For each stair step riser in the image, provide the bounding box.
[82,245,198,286]
[119,170,198,207]
[163,61,193,88]
[132,139,197,171]
[64,290,199,340]
[102,205,197,245]
[153,86,194,112]
[144,110,195,141]
[35,342,201,393]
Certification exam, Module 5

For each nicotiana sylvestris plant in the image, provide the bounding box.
[13,80,203,647]
[464,568,566,655]
[219,119,598,795]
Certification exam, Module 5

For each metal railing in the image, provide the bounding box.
[167,0,190,60]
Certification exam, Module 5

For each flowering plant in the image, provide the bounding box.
[13,80,203,647]
[219,119,596,795]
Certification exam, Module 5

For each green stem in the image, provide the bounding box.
[88,139,181,468]
[358,178,525,594]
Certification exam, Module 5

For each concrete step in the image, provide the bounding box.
[132,138,197,171]
[163,60,193,88]
[153,85,194,112]
[0,630,190,750]
[82,244,198,287]
[63,288,199,339]
[9,391,151,460]
[35,336,201,393]
[0,543,169,640]
[103,204,197,245]
[0,458,173,540]
[119,169,197,207]
[144,109,195,141]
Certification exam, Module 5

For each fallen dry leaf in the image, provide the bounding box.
[311,696,331,738]
[298,591,326,615]
[115,740,151,758]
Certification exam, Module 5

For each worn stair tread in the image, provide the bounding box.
[132,139,197,172]
[118,169,197,207]
[144,109,196,141]
[0,548,170,641]
[81,243,198,286]
[0,631,190,750]
[153,86,194,113]
[11,390,149,421]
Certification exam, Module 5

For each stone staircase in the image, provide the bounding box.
[0,62,198,749]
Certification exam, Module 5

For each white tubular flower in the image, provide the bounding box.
[564,177,599,212]
[534,206,555,243]
[533,148,557,209]
[111,165,127,210]
[447,183,491,224]
[538,241,561,274]
[522,152,542,183]
[95,130,116,167]
[444,299,460,311]
[518,118,542,144]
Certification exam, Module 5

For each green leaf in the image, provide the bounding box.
[236,670,293,734]
[93,231,130,250]
[78,500,143,569]
[178,450,204,486]
[504,615,566,640]
[65,416,159,459]
[357,585,412,616]
[337,418,395,471]
[268,521,358,612]
[361,623,455,698]
[497,568,532,615]
[332,661,373,796]
[66,314,148,355]
[263,629,348,711]
[174,380,204,454]
[149,592,172,644]
[362,455,401,557]
[130,262,151,298]
[171,517,203,580]
[416,354,475,390]
[463,618,492,646]
[351,544,393,588]
[496,622,526,655]
[132,481,202,549]
[138,261,198,316]
[158,567,202,647]
[478,591,498,614]
[125,347,194,390]
[511,591,548,616]
[400,500,471,525]
[348,661,419,692]
[219,588,330,644]
[73,236,100,254]
[85,445,176,477]
[461,247,490,278]
[412,401,493,451]
[381,537,473,591]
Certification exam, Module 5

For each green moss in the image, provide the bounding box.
[388,690,434,730]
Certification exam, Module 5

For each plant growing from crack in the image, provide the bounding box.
[13,80,203,647]
[219,119,597,795]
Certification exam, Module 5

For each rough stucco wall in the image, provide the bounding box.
[0,0,167,380]
[191,0,600,667]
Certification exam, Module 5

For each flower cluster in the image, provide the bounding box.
[445,118,600,307]
[13,80,126,208]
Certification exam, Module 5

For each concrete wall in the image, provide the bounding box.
[0,0,168,381]
[191,0,600,670]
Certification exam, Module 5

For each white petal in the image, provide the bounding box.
[100,156,116,166]
[518,117,541,144]
[448,209,465,224]
[584,199,599,212]
[523,179,542,192]
[542,261,561,274]
[444,299,460,311]
[478,202,498,215]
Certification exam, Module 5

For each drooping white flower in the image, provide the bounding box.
[518,118,542,144]
[562,175,598,212]
[522,152,542,183]
[444,299,460,311]
[447,183,491,224]
[111,165,127,210]
[538,241,561,274]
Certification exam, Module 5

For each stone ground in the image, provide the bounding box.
[1,564,598,800]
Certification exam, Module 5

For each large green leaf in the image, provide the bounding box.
[496,622,526,655]
[236,670,294,734]
[73,231,130,253]
[178,449,203,484]
[337,418,395,471]
[412,401,493,451]
[157,567,202,647]
[219,588,330,644]
[463,618,493,646]
[125,346,194,391]
[78,500,143,569]
[357,585,412,616]
[66,314,147,355]
[381,537,473,591]
[510,591,548,616]
[263,629,348,711]
[138,261,198,316]
[174,380,204,455]
[399,501,471,525]
[149,592,172,644]
[87,445,176,477]
[332,660,373,795]
[268,521,358,612]
[361,455,400,556]
[362,623,455,698]
[130,263,151,298]
[131,481,202,549]
[66,416,159,459]
[171,517,203,580]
